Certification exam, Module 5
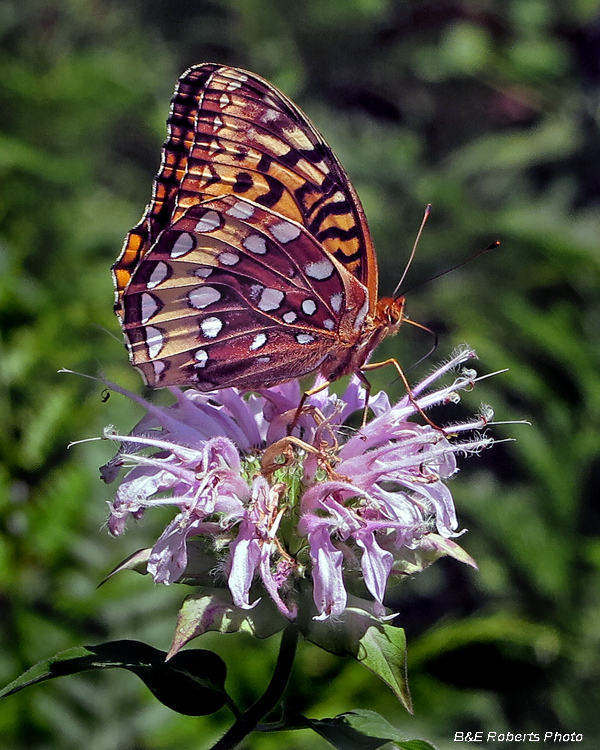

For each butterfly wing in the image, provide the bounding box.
[121,194,369,390]
[113,64,378,324]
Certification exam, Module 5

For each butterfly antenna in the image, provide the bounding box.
[401,241,501,296]
[392,204,432,300]
[92,323,123,344]
[402,317,439,372]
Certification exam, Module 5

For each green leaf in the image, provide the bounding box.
[305,598,412,712]
[98,547,151,585]
[0,640,227,716]
[391,533,477,575]
[301,709,437,750]
[169,588,287,657]
[359,623,412,714]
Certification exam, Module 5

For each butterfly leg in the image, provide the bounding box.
[287,380,332,436]
[361,358,446,433]
[301,375,373,431]
[354,371,373,427]
[261,435,323,479]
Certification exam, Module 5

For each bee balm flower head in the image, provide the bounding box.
[100,346,493,629]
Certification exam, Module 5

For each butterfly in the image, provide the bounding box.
[112,64,406,393]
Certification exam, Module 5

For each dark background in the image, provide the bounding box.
[1,1,599,748]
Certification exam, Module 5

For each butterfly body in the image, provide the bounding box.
[318,296,405,384]
[113,64,406,392]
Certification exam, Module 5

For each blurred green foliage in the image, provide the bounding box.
[1,0,600,748]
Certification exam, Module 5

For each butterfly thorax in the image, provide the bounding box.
[319,296,406,382]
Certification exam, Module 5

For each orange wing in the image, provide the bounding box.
[113,64,378,318]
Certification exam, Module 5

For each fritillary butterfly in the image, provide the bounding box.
[112,64,406,392]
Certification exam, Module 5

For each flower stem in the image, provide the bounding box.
[210,625,299,750]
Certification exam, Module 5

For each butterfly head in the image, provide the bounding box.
[374,296,406,337]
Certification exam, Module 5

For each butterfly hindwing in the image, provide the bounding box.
[122,195,369,390]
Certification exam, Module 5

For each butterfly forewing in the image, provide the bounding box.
[122,194,369,390]
[113,64,378,323]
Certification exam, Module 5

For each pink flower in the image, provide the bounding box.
[99,345,495,622]
[228,477,298,619]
